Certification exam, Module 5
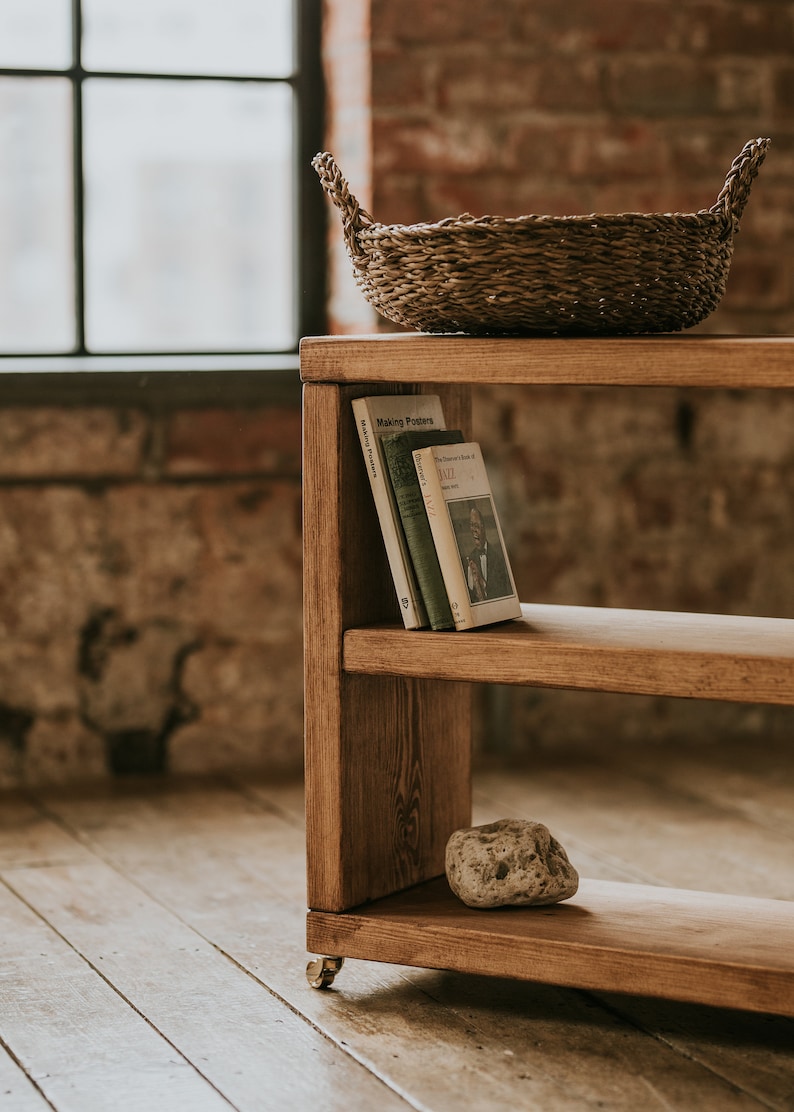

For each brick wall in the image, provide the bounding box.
[0,400,303,787]
[323,0,793,335]
[473,382,794,757]
[324,0,794,757]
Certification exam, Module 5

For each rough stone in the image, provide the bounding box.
[445,818,579,909]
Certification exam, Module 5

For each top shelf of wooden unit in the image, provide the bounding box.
[344,604,794,705]
[299,334,794,388]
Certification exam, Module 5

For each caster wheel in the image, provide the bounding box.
[306,955,344,989]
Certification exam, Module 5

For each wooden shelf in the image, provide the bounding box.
[307,876,794,1017]
[302,335,794,1015]
[300,334,794,388]
[344,604,794,705]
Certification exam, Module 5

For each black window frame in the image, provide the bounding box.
[0,0,325,363]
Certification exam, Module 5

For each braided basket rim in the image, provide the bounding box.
[354,208,726,239]
[315,137,769,240]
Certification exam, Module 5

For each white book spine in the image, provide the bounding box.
[352,394,446,630]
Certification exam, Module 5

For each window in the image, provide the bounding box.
[0,0,323,358]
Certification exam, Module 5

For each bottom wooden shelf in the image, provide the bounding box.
[307,876,794,1016]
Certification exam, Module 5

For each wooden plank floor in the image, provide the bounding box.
[1,735,793,1111]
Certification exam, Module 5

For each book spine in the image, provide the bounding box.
[412,447,476,631]
[382,437,455,631]
[352,403,427,630]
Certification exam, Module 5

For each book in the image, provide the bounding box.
[351,394,447,629]
[382,429,466,631]
[412,442,521,631]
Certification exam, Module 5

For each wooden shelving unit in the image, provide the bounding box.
[301,334,794,1016]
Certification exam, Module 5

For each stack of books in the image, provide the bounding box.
[352,394,521,631]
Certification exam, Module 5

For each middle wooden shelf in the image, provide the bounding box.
[343,603,794,704]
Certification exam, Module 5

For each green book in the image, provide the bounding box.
[382,429,465,631]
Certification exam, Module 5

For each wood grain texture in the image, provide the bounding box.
[0,1044,52,1112]
[6,856,396,1112]
[42,778,792,1112]
[299,334,794,388]
[0,882,230,1112]
[301,333,794,1021]
[344,604,794,704]
[307,876,794,1017]
[303,381,473,912]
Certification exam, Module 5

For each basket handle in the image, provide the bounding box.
[312,152,374,258]
[710,136,771,228]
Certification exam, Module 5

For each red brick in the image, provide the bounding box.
[371,47,431,111]
[0,408,148,479]
[373,118,498,176]
[739,185,794,244]
[372,0,512,45]
[694,3,794,55]
[513,0,680,54]
[773,64,794,117]
[566,124,669,183]
[721,254,791,309]
[669,132,757,182]
[534,59,606,112]
[592,181,713,217]
[372,178,428,225]
[715,61,766,114]
[608,59,720,116]
[164,407,301,476]
[423,176,585,221]
[499,121,578,179]
[435,54,541,112]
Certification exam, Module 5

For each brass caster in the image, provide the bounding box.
[306,955,344,989]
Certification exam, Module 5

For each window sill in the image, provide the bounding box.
[0,353,301,408]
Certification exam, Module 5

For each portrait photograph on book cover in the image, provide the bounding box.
[448,497,514,604]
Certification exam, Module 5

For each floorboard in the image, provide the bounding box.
[0,1043,52,1112]
[0,882,233,1112]
[1,740,792,1112]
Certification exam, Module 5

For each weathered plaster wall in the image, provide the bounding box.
[0,402,303,787]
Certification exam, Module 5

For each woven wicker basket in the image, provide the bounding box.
[313,137,770,336]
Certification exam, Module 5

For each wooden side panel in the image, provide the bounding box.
[303,380,472,912]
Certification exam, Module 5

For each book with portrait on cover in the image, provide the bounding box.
[351,393,448,629]
[412,442,521,631]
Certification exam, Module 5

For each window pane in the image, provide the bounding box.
[0,0,72,70]
[82,0,293,78]
[83,79,295,353]
[0,78,75,353]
